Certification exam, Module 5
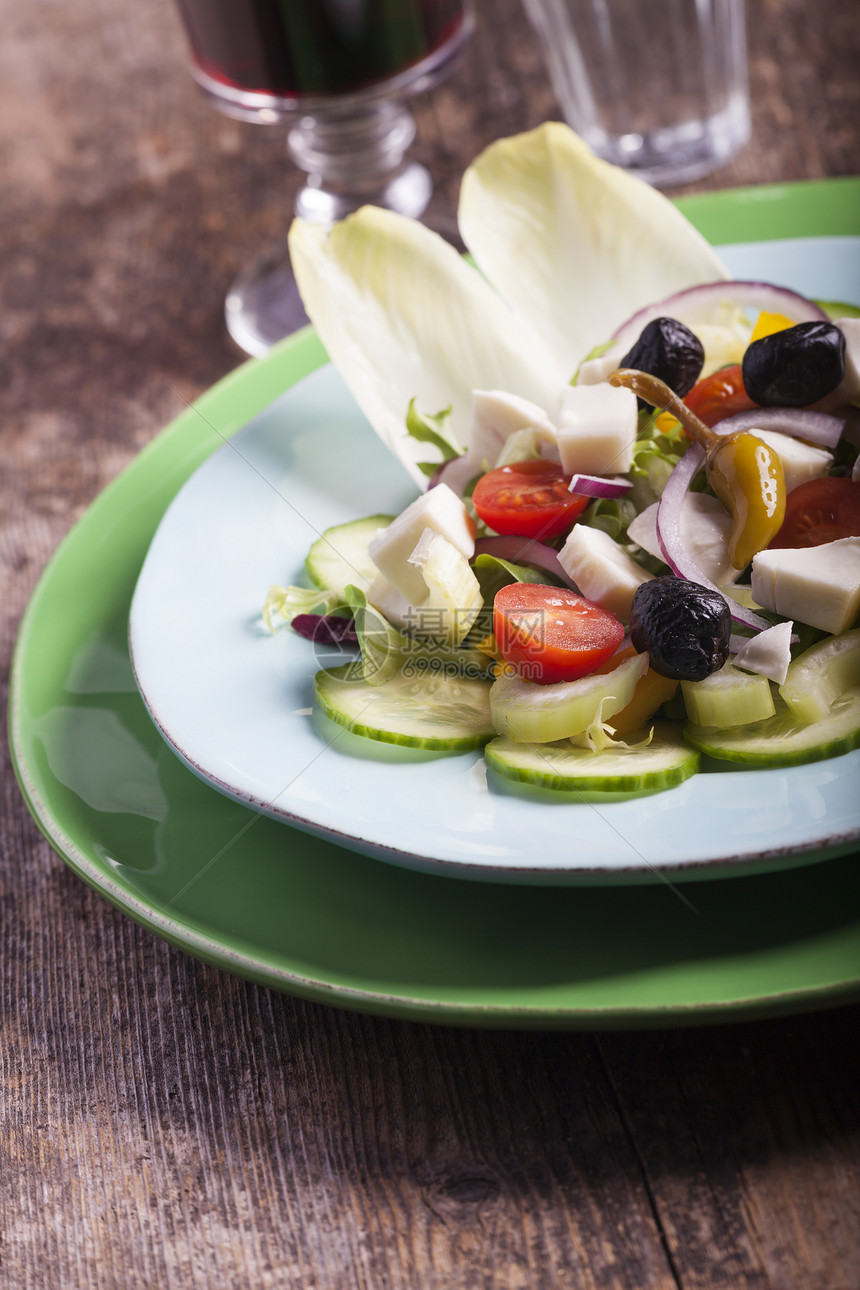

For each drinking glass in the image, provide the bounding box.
[521,0,750,187]
[172,0,474,355]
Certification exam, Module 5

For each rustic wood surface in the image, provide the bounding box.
[2,0,860,1285]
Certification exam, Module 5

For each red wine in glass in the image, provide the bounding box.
[172,0,473,355]
[176,0,468,105]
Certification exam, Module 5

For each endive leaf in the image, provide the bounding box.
[288,207,567,488]
[458,123,730,379]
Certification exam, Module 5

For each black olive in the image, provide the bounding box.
[630,577,731,682]
[619,317,705,404]
[742,321,846,407]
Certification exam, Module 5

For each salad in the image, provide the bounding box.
[265,124,860,797]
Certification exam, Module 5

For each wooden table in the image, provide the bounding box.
[3,0,859,1284]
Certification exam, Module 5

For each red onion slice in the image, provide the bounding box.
[427,454,480,495]
[655,445,772,633]
[473,536,576,588]
[568,473,632,498]
[292,614,358,646]
[710,407,845,449]
[604,281,827,365]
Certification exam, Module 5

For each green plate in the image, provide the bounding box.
[10,180,860,1028]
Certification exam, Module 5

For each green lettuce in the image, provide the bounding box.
[405,400,464,477]
[263,585,347,633]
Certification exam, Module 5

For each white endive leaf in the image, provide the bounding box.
[289,207,567,488]
[458,122,730,379]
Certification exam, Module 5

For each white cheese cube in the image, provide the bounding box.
[750,429,832,494]
[575,353,621,386]
[825,318,860,407]
[468,390,557,470]
[751,537,860,635]
[556,383,638,476]
[368,535,482,646]
[368,484,475,603]
[627,493,740,586]
[732,621,794,686]
[558,524,653,623]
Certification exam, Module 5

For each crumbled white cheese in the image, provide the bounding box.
[732,621,794,686]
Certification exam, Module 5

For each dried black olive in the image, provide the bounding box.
[630,577,731,682]
[742,321,846,407]
[619,317,705,404]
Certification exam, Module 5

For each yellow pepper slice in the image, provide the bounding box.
[609,368,788,569]
[706,433,786,569]
[749,310,795,344]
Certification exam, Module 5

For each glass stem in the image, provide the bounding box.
[287,101,432,224]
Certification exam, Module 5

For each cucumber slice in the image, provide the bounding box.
[486,723,699,793]
[681,661,775,729]
[490,654,647,744]
[684,688,860,765]
[780,628,860,724]
[315,663,494,750]
[306,515,394,597]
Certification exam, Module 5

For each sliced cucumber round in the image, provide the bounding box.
[306,515,394,597]
[684,688,860,766]
[780,628,860,724]
[489,654,647,744]
[485,723,699,793]
[314,663,494,751]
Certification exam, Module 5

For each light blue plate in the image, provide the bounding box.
[129,236,860,884]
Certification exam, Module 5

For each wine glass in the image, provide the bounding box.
[172,0,474,356]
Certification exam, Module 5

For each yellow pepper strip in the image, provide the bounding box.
[474,631,505,665]
[749,310,795,344]
[706,433,786,568]
[609,368,787,569]
[593,645,678,734]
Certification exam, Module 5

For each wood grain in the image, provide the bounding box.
[2,0,860,1285]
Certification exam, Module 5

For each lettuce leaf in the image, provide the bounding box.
[628,411,690,508]
[458,123,730,380]
[263,584,347,633]
[405,400,464,477]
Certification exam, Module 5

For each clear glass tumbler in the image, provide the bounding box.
[521,0,750,186]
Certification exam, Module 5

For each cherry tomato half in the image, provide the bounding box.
[684,364,759,427]
[493,583,625,685]
[472,460,590,541]
[768,476,860,548]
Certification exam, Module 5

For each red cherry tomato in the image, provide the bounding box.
[472,461,590,541]
[493,583,625,685]
[768,477,860,548]
[684,364,759,427]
